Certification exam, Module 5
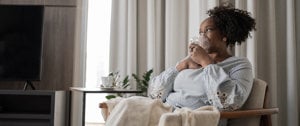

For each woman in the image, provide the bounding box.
[149,6,256,111]
[105,6,256,126]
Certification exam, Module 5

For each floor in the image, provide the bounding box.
[86,123,105,126]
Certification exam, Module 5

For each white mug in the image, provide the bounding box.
[101,76,113,88]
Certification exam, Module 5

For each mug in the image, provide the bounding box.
[101,76,113,88]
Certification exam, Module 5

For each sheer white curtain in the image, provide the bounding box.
[285,0,298,126]
[109,0,138,88]
[230,0,299,126]
[146,0,165,75]
[109,0,299,126]
[165,0,219,68]
[109,0,218,87]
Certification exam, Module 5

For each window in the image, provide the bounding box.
[85,0,111,125]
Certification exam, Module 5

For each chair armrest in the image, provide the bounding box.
[100,102,279,120]
[99,102,108,108]
[220,108,279,119]
[99,103,109,121]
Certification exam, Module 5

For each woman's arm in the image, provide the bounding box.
[203,60,253,111]
[148,56,200,101]
[148,67,179,101]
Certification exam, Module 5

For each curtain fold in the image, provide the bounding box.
[297,0,300,123]
[109,0,137,73]
[286,0,298,125]
[165,0,189,68]
[147,0,165,75]
[109,0,138,88]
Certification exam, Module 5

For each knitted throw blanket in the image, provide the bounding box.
[103,96,220,126]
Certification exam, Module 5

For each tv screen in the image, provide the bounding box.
[0,5,44,81]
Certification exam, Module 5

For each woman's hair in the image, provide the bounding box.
[207,6,256,45]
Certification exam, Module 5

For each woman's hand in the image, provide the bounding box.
[189,43,214,67]
[176,56,201,72]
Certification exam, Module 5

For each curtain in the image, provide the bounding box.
[109,0,191,87]
[109,0,299,125]
[109,0,138,88]
[109,0,217,87]
[285,0,298,125]
[230,0,299,126]
[146,0,165,75]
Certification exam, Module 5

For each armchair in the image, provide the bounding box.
[220,78,278,126]
[99,78,278,126]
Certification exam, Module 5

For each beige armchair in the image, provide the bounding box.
[99,78,278,126]
[220,78,278,126]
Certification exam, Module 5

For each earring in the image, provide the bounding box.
[223,38,227,42]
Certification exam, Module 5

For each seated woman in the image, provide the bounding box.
[149,6,256,111]
[104,6,256,126]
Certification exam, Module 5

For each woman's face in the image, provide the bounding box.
[198,17,226,53]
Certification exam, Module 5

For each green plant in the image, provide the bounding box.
[132,69,153,96]
[105,95,116,100]
[108,72,120,87]
[122,75,130,89]
[104,69,153,99]
[105,74,130,100]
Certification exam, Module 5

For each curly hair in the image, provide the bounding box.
[207,6,256,45]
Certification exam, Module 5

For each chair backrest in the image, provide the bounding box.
[227,78,267,126]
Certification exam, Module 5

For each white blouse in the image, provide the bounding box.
[148,56,253,111]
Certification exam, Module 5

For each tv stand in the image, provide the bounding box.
[0,90,67,126]
[23,80,36,90]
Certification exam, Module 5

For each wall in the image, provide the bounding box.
[0,0,81,90]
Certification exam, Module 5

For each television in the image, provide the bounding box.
[0,5,44,83]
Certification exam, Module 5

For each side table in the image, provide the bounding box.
[69,87,142,126]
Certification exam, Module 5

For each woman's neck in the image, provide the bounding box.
[208,51,231,63]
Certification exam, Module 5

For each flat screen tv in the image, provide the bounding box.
[0,5,44,81]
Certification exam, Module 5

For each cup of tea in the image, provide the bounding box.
[101,76,113,88]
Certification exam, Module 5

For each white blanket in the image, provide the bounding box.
[105,96,173,126]
[103,96,220,126]
[159,106,220,126]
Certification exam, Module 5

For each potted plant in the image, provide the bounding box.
[132,69,153,96]
[105,74,131,100]
[105,69,153,99]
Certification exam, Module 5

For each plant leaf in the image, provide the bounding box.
[122,75,129,85]
[105,95,116,100]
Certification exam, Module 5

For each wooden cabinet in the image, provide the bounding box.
[0,90,67,126]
